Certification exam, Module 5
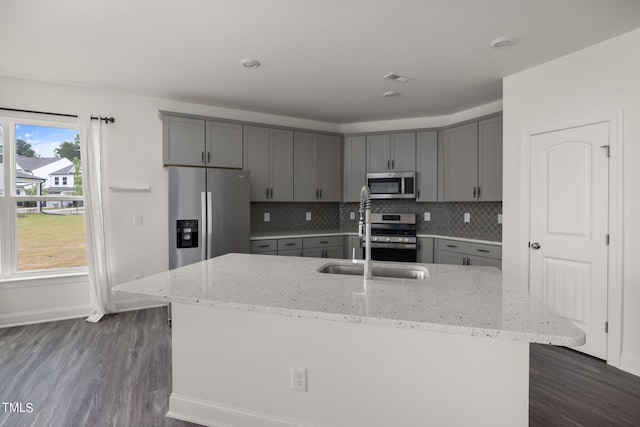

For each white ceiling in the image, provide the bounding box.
[2,0,640,124]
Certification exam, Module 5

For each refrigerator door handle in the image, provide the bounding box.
[200,191,207,261]
[207,191,213,259]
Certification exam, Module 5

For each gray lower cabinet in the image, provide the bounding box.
[345,235,363,260]
[277,238,303,256]
[439,115,502,201]
[244,126,294,202]
[366,133,416,172]
[303,236,343,258]
[435,238,502,269]
[343,136,367,202]
[416,131,438,201]
[417,237,434,263]
[294,132,342,202]
[250,239,278,256]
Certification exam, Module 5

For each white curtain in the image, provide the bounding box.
[80,113,114,322]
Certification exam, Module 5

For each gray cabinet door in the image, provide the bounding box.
[343,136,367,202]
[206,121,242,168]
[163,116,205,166]
[243,126,270,201]
[294,132,319,201]
[318,135,341,201]
[416,131,438,201]
[302,247,325,258]
[345,235,363,260]
[325,246,344,259]
[270,129,294,202]
[366,134,391,172]
[390,133,416,171]
[417,237,434,263]
[440,122,478,201]
[467,254,501,269]
[478,116,502,201]
[437,250,467,266]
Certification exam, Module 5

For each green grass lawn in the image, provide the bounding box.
[17,213,87,271]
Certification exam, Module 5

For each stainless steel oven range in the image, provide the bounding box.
[368,213,417,262]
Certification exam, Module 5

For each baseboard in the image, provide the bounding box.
[0,304,91,328]
[620,352,640,377]
[167,393,314,427]
[113,298,167,313]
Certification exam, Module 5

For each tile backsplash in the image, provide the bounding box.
[252,201,502,241]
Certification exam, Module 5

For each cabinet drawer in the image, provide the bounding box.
[303,236,343,248]
[250,239,277,253]
[435,239,502,259]
[277,238,303,251]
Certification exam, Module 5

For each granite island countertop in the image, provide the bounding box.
[113,253,584,346]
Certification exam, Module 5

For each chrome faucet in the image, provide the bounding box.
[359,185,372,279]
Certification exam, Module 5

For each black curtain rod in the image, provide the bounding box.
[0,107,115,123]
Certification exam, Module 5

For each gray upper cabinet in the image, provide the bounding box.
[366,133,416,172]
[478,116,503,201]
[162,115,206,166]
[162,115,242,168]
[439,116,502,201]
[205,121,243,168]
[343,136,367,202]
[416,131,438,201]
[294,132,341,202]
[244,126,294,202]
[440,122,478,201]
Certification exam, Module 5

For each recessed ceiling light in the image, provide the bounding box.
[383,72,414,83]
[490,37,516,49]
[383,91,400,98]
[240,58,261,69]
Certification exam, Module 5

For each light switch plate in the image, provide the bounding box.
[350,212,355,220]
[133,214,143,225]
[498,214,503,224]
[306,212,312,221]
[464,213,471,223]
[423,212,431,221]
[263,212,270,222]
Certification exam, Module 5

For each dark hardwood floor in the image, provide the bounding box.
[1,307,639,427]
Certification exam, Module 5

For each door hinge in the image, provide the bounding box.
[601,145,610,158]
[605,321,609,333]
[606,234,610,245]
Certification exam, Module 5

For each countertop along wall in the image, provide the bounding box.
[503,28,640,376]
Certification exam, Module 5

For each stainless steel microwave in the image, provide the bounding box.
[366,172,416,199]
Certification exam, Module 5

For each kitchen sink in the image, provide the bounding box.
[318,263,428,280]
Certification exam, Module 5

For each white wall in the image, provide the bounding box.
[0,75,340,326]
[503,29,640,375]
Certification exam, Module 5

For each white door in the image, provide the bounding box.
[529,122,609,359]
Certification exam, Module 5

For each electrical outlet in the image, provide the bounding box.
[498,214,503,224]
[464,213,471,223]
[133,214,143,225]
[292,367,307,391]
[306,212,312,221]
[350,212,356,220]
[263,212,270,222]
[423,212,431,221]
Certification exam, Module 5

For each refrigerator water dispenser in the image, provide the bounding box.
[177,219,198,248]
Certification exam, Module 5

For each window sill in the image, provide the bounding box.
[0,270,89,290]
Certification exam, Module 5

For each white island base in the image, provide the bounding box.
[167,303,529,427]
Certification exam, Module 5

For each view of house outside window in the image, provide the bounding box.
[0,119,87,275]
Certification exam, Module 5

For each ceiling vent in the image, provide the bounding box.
[383,72,414,83]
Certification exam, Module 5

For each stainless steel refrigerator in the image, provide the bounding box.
[168,167,250,270]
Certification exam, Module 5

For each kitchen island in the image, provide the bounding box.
[113,253,584,427]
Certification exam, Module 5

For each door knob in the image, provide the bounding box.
[530,242,541,250]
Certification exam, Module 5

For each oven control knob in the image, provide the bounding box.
[386,237,391,242]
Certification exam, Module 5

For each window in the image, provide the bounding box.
[0,114,86,278]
